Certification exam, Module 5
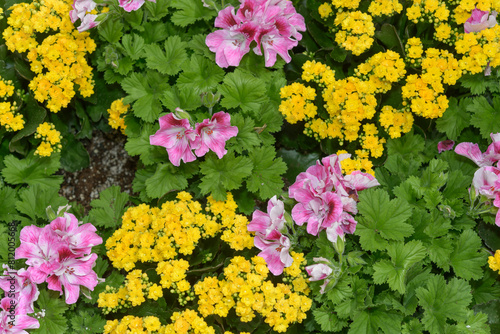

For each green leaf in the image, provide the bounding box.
[144,36,188,76]
[277,148,319,184]
[170,0,216,26]
[246,146,287,199]
[416,275,473,333]
[98,18,123,44]
[199,152,253,200]
[428,237,453,271]
[69,310,106,334]
[435,97,472,140]
[442,170,471,200]
[162,85,203,111]
[313,307,348,332]
[188,34,215,60]
[470,269,500,305]
[0,186,18,222]
[60,134,90,172]
[16,184,68,220]
[375,24,404,54]
[460,73,492,95]
[468,96,500,140]
[455,311,491,334]
[121,72,168,122]
[177,54,224,94]
[121,34,145,60]
[2,154,63,189]
[230,114,261,154]
[9,95,46,148]
[88,186,129,228]
[144,0,170,21]
[349,309,402,334]
[356,188,414,251]
[219,69,267,113]
[142,21,168,44]
[124,123,158,165]
[386,132,425,157]
[372,240,427,294]
[450,229,487,280]
[145,163,188,198]
[36,289,68,334]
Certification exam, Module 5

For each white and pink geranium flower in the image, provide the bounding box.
[206,0,306,67]
[13,213,102,305]
[455,133,500,226]
[464,8,498,33]
[249,154,379,276]
[305,257,334,294]
[289,153,379,238]
[0,266,39,315]
[0,298,39,334]
[150,110,238,166]
[118,0,155,12]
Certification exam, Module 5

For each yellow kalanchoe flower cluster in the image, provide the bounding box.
[278,83,317,124]
[489,250,500,273]
[0,77,24,132]
[3,0,95,113]
[108,98,129,134]
[98,270,163,314]
[406,0,450,24]
[368,0,403,17]
[206,193,254,250]
[34,122,62,157]
[333,11,376,56]
[164,309,215,334]
[104,315,164,334]
[194,255,311,333]
[405,37,424,65]
[379,106,414,139]
[337,150,375,176]
[455,25,500,74]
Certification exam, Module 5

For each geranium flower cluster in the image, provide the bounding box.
[0,77,24,132]
[206,0,306,67]
[70,0,154,32]
[0,266,40,333]
[107,98,129,134]
[98,269,163,314]
[150,110,238,166]
[0,212,102,333]
[34,122,62,157]
[248,154,379,276]
[455,132,500,226]
[14,213,102,304]
[3,0,96,113]
[193,255,311,333]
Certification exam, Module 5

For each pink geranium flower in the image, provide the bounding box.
[0,298,39,334]
[150,113,198,166]
[438,139,455,153]
[15,226,61,284]
[46,250,99,304]
[455,132,500,167]
[0,266,39,315]
[193,111,238,158]
[464,9,498,33]
[247,196,286,239]
[254,233,293,275]
[118,0,155,12]
[291,191,344,236]
[305,257,334,294]
[49,213,103,256]
[206,0,305,67]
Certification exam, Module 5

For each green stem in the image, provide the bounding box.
[186,262,224,275]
